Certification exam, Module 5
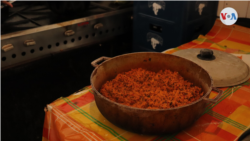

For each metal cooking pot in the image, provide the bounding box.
[90,52,222,134]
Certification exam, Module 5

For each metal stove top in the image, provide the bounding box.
[1,1,133,70]
[1,2,133,140]
[1,1,132,34]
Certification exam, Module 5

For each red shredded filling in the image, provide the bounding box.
[100,68,204,109]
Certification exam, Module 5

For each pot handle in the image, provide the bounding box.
[203,87,223,103]
[91,56,111,67]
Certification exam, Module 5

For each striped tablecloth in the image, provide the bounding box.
[42,20,250,141]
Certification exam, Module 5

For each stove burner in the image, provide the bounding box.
[1,1,132,34]
[47,1,90,16]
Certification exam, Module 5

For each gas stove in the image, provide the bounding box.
[1,1,133,141]
[1,1,133,70]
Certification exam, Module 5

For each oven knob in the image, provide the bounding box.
[2,44,14,52]
[64,30,75,36]
[94,23,103,29]
[24,39,36,46]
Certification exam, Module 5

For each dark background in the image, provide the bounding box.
[1,33,133,141]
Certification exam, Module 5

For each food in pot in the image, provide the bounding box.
[100,68,204,109]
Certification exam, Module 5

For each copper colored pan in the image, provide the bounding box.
[90,52,222,134]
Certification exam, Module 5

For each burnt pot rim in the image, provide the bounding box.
[90,52,214,112]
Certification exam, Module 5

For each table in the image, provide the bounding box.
[42,20,250,141]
